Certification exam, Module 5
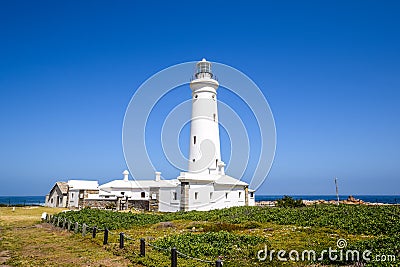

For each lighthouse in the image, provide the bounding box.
[188,59,225,175]
[46,58,256,212]
[176,58,254,212]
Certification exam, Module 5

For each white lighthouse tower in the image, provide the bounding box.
[188,59,224,175]
[177,59,254,211]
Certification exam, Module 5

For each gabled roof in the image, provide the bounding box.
[99,179,179,191]
[214,175,248,186]
[67,180,99,190]
[56,182,69,194]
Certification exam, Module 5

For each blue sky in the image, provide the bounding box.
[0,1,399,196]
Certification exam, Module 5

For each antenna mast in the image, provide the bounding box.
[335,177,340,206]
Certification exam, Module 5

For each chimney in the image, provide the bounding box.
[218,161,226,175]
[123,170,129,181]
[155,171,161,182]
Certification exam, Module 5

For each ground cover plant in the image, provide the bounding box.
[53,204,400,266]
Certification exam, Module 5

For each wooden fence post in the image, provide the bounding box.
[140,238,145,257]
[103,228,109,245]
[74,222,79,233]
[82,223,87,237]
[68,221,71,231]
[92,226,97,238]
[119,232,124,249]
[171,247,177,267]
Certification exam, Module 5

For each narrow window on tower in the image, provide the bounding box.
[213,113,216,122]
[216,159,218,167]
[194,136,196,145]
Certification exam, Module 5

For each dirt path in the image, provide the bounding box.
[0,207,138,267]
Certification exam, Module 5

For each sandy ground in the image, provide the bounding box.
[0,207,137,267]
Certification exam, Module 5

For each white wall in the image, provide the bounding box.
[248,191,255,206]
[46,188,66,208]
[67,189,80,208]
[185,183,247,211]
[105,188,150,200]
[210,186,246,210]
[158,187,180,212]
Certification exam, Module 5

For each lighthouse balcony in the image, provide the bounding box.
[190,73,218,81]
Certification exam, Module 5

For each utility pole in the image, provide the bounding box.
[335,177,340,206]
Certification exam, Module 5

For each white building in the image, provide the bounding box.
[96,59,255,212]
[45,182,68,207]
[45,180,100,208]
[45,59,255,212]
[67,180,99,208]
[98,171,180,212]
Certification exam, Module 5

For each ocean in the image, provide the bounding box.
[0,195,399,206]
[0,196,45,206]
[255,195,400,204]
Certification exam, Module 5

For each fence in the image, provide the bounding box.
[45,214,223,267]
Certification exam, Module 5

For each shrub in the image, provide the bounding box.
[276,195,305,208]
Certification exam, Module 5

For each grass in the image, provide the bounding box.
[0,206,136,266]
[55,205,400,266]
[2,205,399,266]
[118,219,371,266]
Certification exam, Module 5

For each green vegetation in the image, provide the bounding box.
[0,207,134,267]
[153,231,266,265]
[56,204,400,235]
[276,195,305,208]
[53,205,400,266]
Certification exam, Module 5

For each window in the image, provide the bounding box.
[210,192,213,199]
[71,193,74,198]
[250,192,254,198]
[194,95,198,99]
[172,192,177,200]
[51,198,53,203]
[193,159,195,162]
[213,113,216,122]
[239,192,242,198]
[193,136,196,145]
[216,159,218,167]
[225,192,229,199]
[141,192,146,198]
[194,192,198,200]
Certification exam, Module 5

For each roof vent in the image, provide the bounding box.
[155,171,161,182]
[123,170,129,181]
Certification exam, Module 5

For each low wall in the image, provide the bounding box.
[129,200,150,210]
[81,199,150,211]
[82,199,116,209]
